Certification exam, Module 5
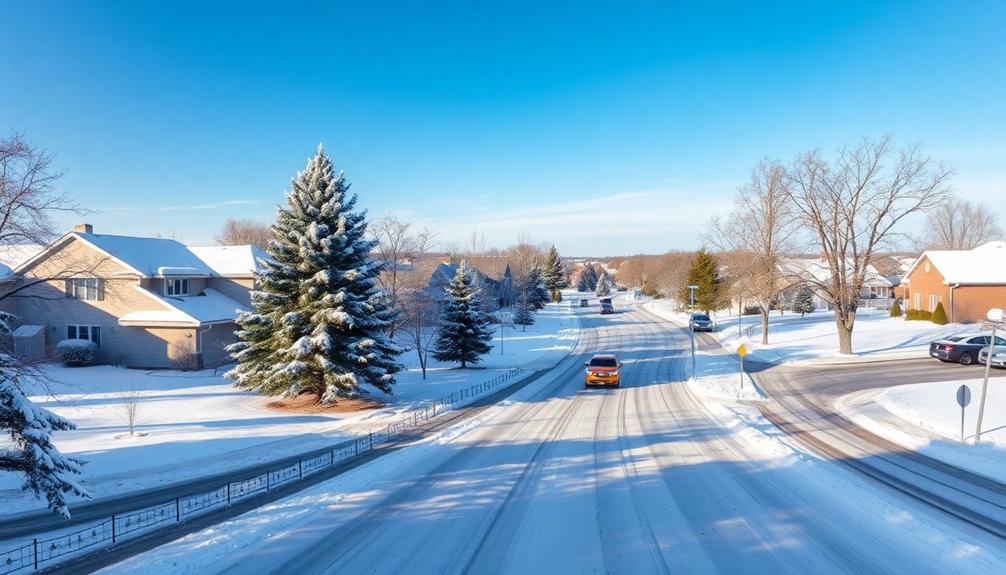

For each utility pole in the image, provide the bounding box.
[688,284,699,381]
[975,307,1004,444]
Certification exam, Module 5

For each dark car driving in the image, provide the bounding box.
[930,334,1006,365]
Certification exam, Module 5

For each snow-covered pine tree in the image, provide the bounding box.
[576,270,590,292]
[513,293,535,330]
[433,264,495,368]
[543,246,568,302]
[792,285,815,317]
[526,263,550,310]
[595,271,612,297]
[0,311,86,517]
[585,265,599,290]
[227,145,401,404]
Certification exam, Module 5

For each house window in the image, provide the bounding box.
[929,294,938,312]
[67,324,101,347]
[914,293,921,310]
[165,278,189,296]
[65,278,103,301]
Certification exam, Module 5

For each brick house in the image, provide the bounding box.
[899,241,1006,323]
[8,224,267,368]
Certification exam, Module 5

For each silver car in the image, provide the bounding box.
[689,312,715,332]
[978,346,1006,367]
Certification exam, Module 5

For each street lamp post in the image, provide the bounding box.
[975,307,1004,444]
[688,285,699,381]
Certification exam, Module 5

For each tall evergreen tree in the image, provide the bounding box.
[433,264,495,368]
[576,271,590,292]
[679,249,727,312]
[595,271,612,297]
[792,285,815,316]
[523,263,550,310]
[585,265,599,290]
[227,145,401,403]
[542,246,568,302]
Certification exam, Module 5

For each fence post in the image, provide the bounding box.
[33,539,38,570]
[368,432,373,449]
[176,497,180,522]
[111,515,117,543]
[227,482,232,506]
[299,459,303,480]
[267,471,271,492]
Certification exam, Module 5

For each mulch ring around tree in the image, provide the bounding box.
[266,393,386,413]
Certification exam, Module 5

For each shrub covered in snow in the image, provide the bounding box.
[56,339,97,366]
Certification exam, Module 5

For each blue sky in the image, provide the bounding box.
[2,1,1003,255]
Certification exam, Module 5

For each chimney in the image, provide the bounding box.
[73,223,93,234]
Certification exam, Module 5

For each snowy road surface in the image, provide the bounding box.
[103,306,1006,574]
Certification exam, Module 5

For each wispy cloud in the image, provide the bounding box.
[411,186,734,253]
[99,199,263,213]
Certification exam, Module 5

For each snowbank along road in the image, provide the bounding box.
[101,304,1006,574]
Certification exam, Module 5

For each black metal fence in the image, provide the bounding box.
[0,367,523,575]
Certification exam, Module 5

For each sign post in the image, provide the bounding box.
[737,344,748,392]
[688,285,699,381]
[975,308,1004,444]
[956,384,971,444]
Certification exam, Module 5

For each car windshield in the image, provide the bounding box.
[693,314,710,321]
[589,357,618,367]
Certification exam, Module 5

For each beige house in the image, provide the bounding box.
[10,224,267,369]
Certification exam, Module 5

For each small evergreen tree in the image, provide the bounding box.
[595,271,612,297]
[678,249,727,312]
[791,285,815,317]
[513,293,535,330]
[889,299,903,317]
[932,301,949,325]
[433,264,495,368]
[543,246,568,302]
[227,145,401,403]
[576,269,590,292]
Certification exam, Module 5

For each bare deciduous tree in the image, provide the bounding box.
[120,383,142,437]
[920,197,1002,250]
[215,217,271,249]
[706,159,797,344]
[370,215,437,338]
[0,132,81,246]
[396,231,439,379]
[783,135,952,354]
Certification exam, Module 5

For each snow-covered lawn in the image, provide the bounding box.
[645,299,980,365]
[836,377,1006,479]
[0,303,579,517]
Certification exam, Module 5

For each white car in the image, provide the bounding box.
[978,346,1006,367]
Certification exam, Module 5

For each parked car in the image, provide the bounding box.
[689,312,715,332]
[929,334,1006,365]
[978,346,1006,368]
[579,298,589,307]
[600,302,614,314]
[584,353,620,387]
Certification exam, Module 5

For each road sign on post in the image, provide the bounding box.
[737,344,748,392]
[956,384,971,444]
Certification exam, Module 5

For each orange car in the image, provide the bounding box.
[584,354,621,387]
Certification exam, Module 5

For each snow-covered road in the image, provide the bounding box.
[102,306,1006,574]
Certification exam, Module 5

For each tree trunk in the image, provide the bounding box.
[835,309,856,354]
[760,306,770,345]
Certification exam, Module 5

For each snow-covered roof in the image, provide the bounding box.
[0,244,44,277]
[780,258,892,287]
[905,241,1006,285]
[15,232,269,278]
[119,287,247,327]
[72,232,215,277]
[187,245,268,277]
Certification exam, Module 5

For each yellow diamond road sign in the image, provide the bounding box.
[737,344,748,357]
